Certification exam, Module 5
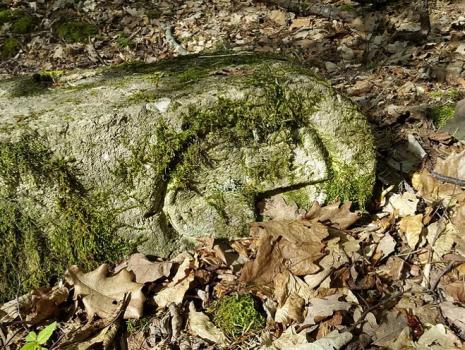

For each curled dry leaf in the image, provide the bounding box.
[269,326,309,349]
[70,322,120,350]
[27,285,69,324]
[127,253,173,284]
[440,302,465,336]
[304,294,351,325]
[305,201,360,229]
[375,233,397,259]
[435,150,465,179]
[384,192,419,217]
[372,311,408,347]
[295,330,352,350]
[154,256,197,308]
[64,264,145,319]
[412,170,465,204]
[378,256,405,281]
[442,281,465,303]
[274,271,313,306]
[417,324,462,350]
[304,238,349,290]
[261,194,303,220]
[0,293,33,323]
[240,220,328,286]
[274,293,305,325]
[398,214,424,249]
[188,302,227,346]
[427,220,456,259]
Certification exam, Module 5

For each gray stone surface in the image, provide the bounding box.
[0,55,376,258]
[443,98,465,140]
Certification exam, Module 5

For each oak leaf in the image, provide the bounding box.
[305,201,360,229]
[127,253,172,284]
[154,256,197,308]
[240,220,328,286]
[64,264,145,319]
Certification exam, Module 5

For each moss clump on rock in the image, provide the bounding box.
[431,104,456,128]
[212,294,265,338]
[0,133,137,303]
[54,19,98,43]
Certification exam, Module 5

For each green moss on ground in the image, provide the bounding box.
[116,33,135,49]
[0,133,137,303]
[2,37,19,58]
[0,9,37,33]
[212,294,265,338]
[0,9,14,24]
[430,104,456,128]
[429,89,460,101]
[54,19,98,43]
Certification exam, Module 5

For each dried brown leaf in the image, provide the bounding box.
[274,293,305,324]
[305,202,360,229]
[261,194,302,220]
[304,294,351,325]
[64,264,145,319]
[398,214,424,249]
[127,253,173,284]
[26,286,69,324]
[188,302,228,346]
[240,220,328,286]
[154,256,197,308]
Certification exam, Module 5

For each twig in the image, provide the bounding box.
[0,328,23,350]
[429,261,460,292]
[198,52,254,58]
[162,23,189,56]
[430,171,465,187]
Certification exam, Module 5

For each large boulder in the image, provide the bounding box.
[0,55,375,299]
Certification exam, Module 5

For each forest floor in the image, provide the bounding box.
[2,0,465,349]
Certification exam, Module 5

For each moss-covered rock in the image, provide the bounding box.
[0,134,137,302]
[0,54,376,300]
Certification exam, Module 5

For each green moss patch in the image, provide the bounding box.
[212,294,265,338]
[54,19,98,43]
[0,133,137,303]
[0,9,38,33]
[325,163,374,209]
[2,37,19,58]
[116,33,135,49]
[430,104,455,128]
